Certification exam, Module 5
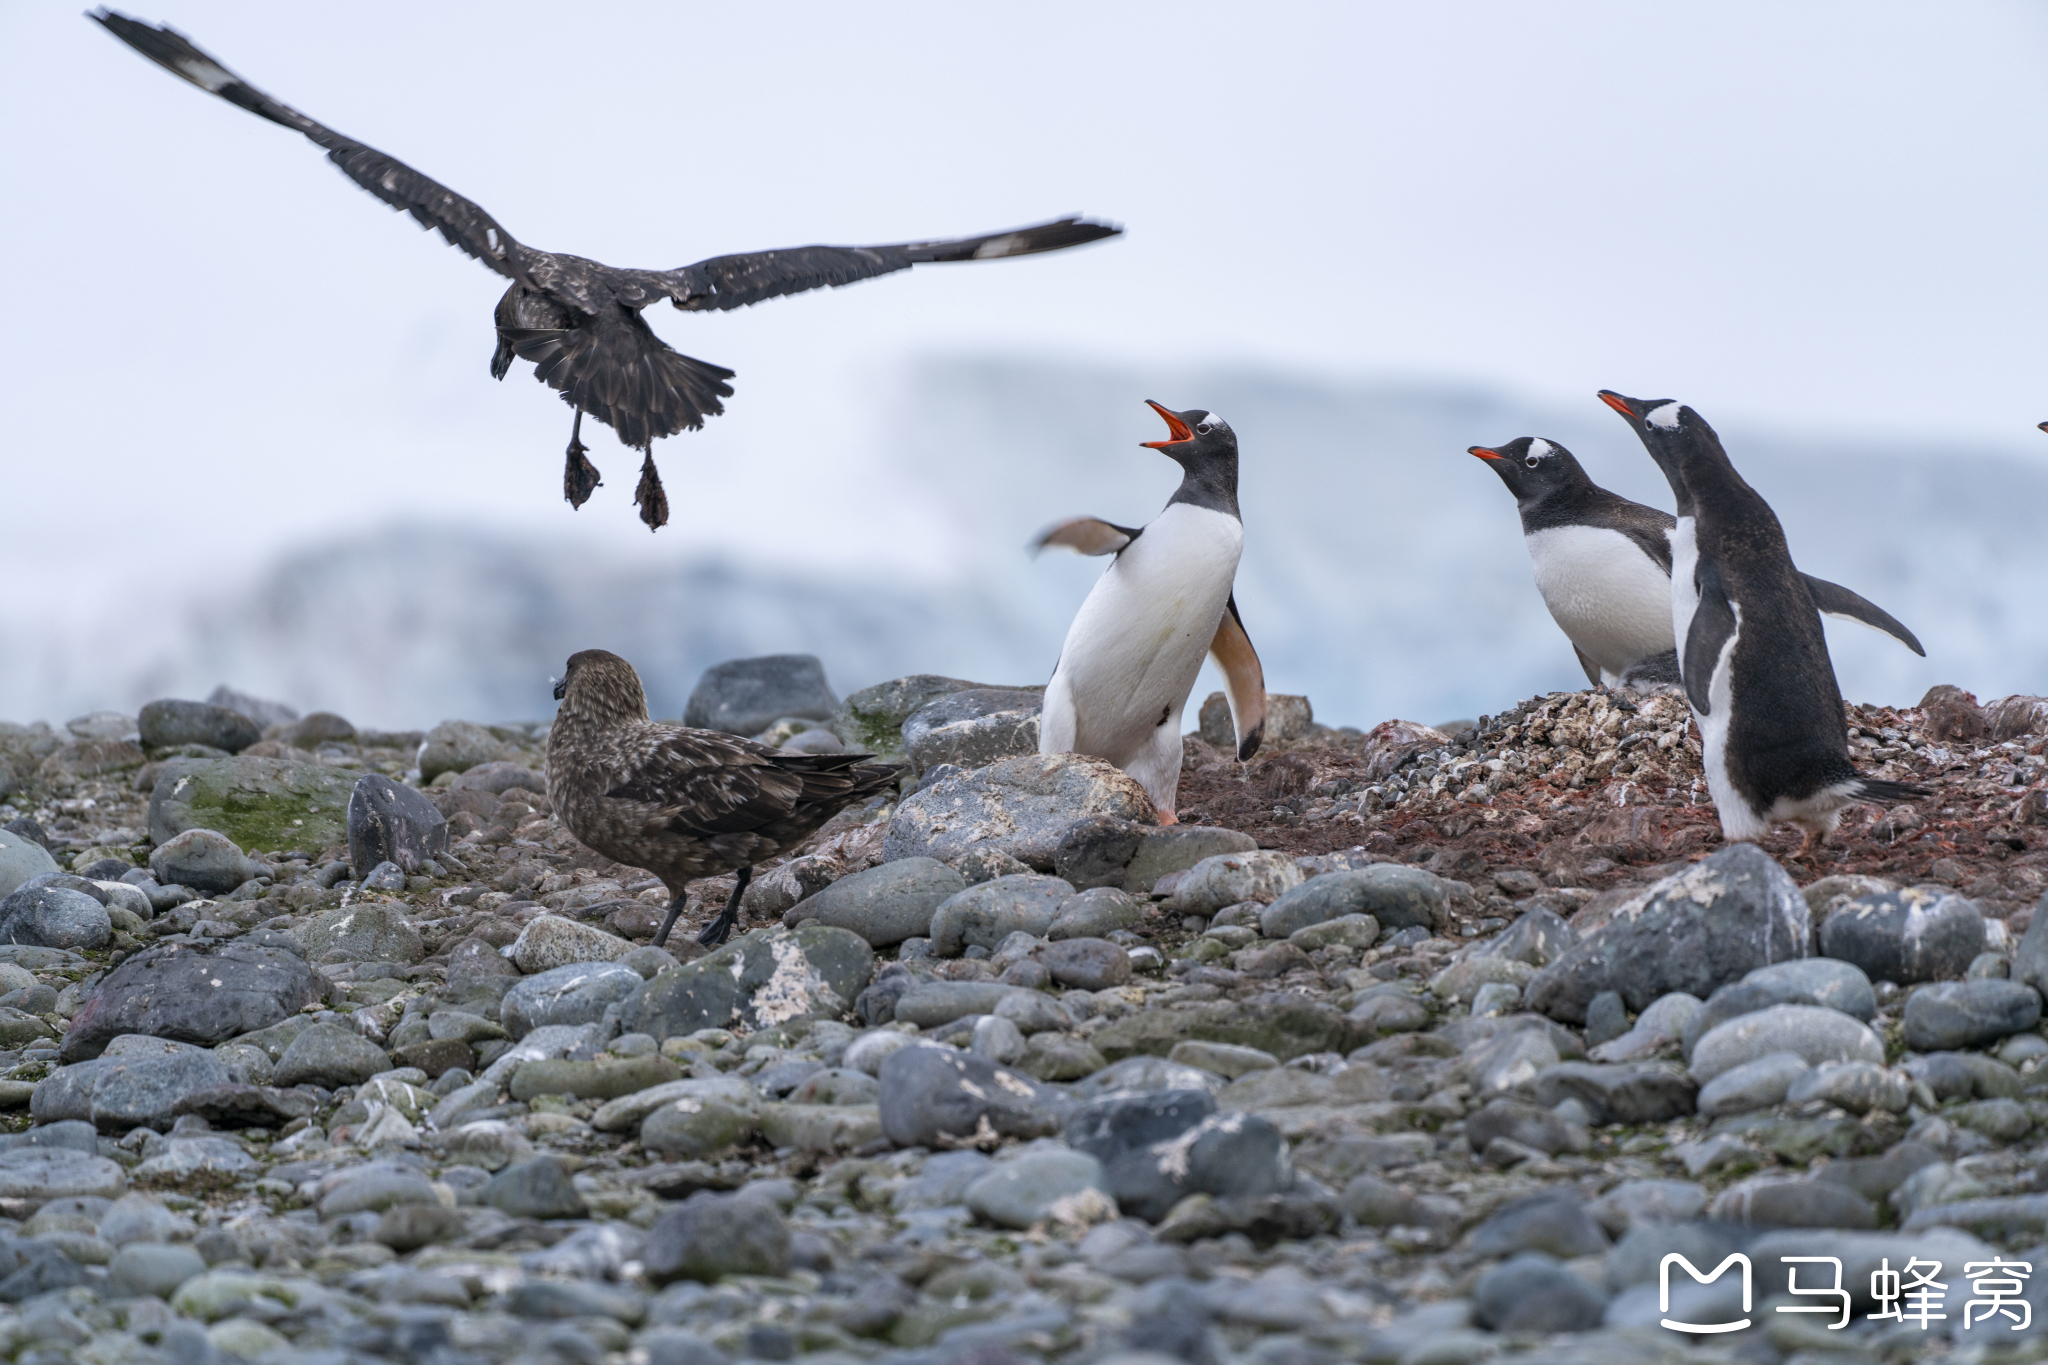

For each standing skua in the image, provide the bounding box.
[547,650,902,947]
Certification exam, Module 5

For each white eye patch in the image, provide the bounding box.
[1646,403,1684,431]
[1526,438,1554,459]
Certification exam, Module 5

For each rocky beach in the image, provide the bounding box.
[0,665,2045,1364]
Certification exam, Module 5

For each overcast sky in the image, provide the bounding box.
[5,0,2048,627]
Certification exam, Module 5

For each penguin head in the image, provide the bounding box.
[1141,400,1235,465]
[1467,437,1588,506]
[1598,389,1697,506]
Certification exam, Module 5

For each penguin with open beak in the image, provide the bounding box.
[1469,433,1922,690]
[1593,393,1927,848]
[1034,401,1265,822]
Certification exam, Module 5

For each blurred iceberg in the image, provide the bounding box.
[4,356,2043,730]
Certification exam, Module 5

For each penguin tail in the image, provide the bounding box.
[1854,777,1930,803]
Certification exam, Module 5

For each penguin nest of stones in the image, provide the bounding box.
[1170,684,2048,910]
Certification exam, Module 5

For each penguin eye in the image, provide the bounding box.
[1524,455,1541,468]
[1195,422,1214,435]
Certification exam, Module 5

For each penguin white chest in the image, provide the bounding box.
[1523,526,1673,677]
[1668,517,1700,667]
[1047,503,1242,759]
[1694,597,1765,839]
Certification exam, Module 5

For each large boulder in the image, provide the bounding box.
[1820,887,1984,985]
[684,655,838,737]
[507,915,635,974]
[884,753,1158,871]
[877,1044,1073,1147]
[1119,826,1260,894]
[1688,1005,1886,1085]
[2011,890,2048,997]
[1169,851,1307,917]
[35,738,146,787]
[643,1192,791,1285]
[0,884,111,951]
[137,700,261,755]
[346,774,448,875]
[801,858,966,947]
[273,712,357,749]
[205,685,298,731]
[1526,844,1809,1023]
[1683,959,1878,1055]
[147,757,356,853]
[1902,981,2042,1052]
[0,830,58,900]
[901,689,1043,778]
[0,1146,128,1211]
[1260,865,1447,936]
[60,941,323,1063]
[416,722,508,784]
[32,1036,231,1131]
[500,962,645,1038]
[621,925,874,1040]
[291,902,423,965]
[929,875,1075,956]
[832,675,983,759]
[272,1024,390,1089]
[148,829,249,895]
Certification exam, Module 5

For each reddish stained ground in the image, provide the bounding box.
[1172,695,2048,922]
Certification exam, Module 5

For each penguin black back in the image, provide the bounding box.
[1653,403,1922,838]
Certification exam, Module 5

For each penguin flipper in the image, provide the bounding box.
[1683,564,1737,716]
[1209,594,1267,761]
[1031,517,1142,557]
[1572,645,1602,687]
[1800,573,1925,657]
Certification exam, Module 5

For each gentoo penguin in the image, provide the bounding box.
[1591,396,1926,845]
[1035,401,1265,821]
[1470,436,1923,689]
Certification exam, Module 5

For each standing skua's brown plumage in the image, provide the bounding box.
[546,650,902,947]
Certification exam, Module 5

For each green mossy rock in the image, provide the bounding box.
[147,757,357,852]
[831,675,982,758]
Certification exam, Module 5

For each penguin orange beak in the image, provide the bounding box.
[1140,400,1195,447]
[1468,446,1503,461]
[1598,391,1637,418]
